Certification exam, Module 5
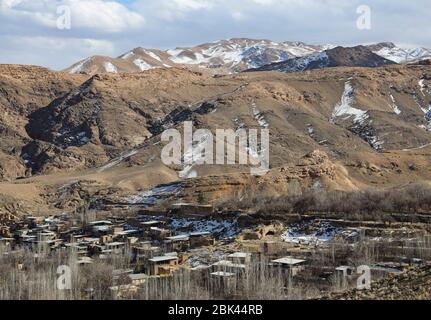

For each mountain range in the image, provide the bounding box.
[1,38,431,216]
[65,38,431,75]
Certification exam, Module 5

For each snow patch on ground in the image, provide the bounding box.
[103,62,118,73]
[331,81,383,151]
[169,218,239,239]
[125,184,183,207]
[251,102,269,128]
[419,79,430,96]
[67,131,89,146]
[281,220,359,246]
[98,149,139,172]
[289,51,328,72]
[331,81,368,124]
[120,51,134,60]
[413,94,428,113]
[69,58,92,74]
[389,94,402,115]
[144,50,163,62]
[307,124,315,137]
[133,58,154,71]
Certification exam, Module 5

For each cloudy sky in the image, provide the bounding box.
[1,0,430,70]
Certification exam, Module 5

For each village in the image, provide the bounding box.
[1,200,431,300]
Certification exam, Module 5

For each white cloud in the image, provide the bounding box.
[0,0,430,69]
[0,0,145,32]
[171,0,213,11]
[0,35,115,69]
[68,0,145,32]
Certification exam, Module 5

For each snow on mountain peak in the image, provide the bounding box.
[64,39,431,75]
[369,43,431,63]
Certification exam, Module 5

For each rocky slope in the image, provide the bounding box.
[0,65,86,180]
[1,61,431,213]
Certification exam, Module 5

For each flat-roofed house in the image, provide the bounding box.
[148,255,179,276]
[104,242,126,254]
[165,234,190,251]
[128,273,149,286]
[211,260,247,275]
[227,252,251,265]
[270,257,306,276]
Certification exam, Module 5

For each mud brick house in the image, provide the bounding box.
[270,257,306,276]
[211,260,247,275]
[165,234,190,252]
[100,234,115,244]
[128,273,149,286]
[104,242,126,254]
[227,252,251,265]
[148,255,179,276]
[37,230,57,242]
[114,230,140,242]
[133,243,161,262]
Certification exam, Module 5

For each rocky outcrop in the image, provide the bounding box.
[279,150,336,180]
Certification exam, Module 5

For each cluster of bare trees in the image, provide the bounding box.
[221,183,431,217]
[2,234,430,300]
[0,244,130,300]
[0,243,339,300]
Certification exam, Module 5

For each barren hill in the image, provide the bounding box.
[1,62,431,213]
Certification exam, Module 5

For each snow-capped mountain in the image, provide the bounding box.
[166,38,334,71]
[66,49,177,74]
[65,38,334,74]
[64,39,431,75]
[367,42,431,63]
[249,46,396,73]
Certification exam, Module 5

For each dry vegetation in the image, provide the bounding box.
[222,183,431,218]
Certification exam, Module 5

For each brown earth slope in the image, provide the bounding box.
[0,63,431,213]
